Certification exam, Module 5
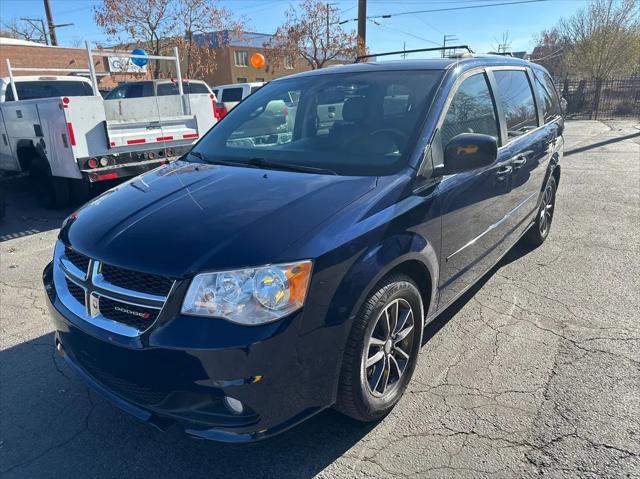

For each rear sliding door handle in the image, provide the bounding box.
[511,156,527,169]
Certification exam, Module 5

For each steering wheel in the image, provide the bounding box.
[369,128,408,149]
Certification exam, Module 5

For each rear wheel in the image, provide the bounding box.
[524,175,556,246]
[31,163,70,208]
[69,178,91,205]
[335,274,423,422]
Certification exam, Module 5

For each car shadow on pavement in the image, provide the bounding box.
[0,177,73,242]
[422,240,536,346]
[0,241,536,478]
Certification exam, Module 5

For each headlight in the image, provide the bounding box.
[181,261,312,325]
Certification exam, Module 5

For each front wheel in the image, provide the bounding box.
[524,175,556,247]
[335,274,424,422]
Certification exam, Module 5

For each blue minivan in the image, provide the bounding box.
[44,52,563,442]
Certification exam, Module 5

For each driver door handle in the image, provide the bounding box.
[496,165,513,180]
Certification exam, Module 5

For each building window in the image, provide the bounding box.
[255,77,265,82]
[284,56,294,69]
[236,77,248,83]
[234,50,248,67]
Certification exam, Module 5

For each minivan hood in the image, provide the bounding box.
[66,161,376,277]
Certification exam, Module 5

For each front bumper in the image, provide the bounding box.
[43,261,339,442]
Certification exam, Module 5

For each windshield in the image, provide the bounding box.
[191,70,443,176]
[5,80,93,101]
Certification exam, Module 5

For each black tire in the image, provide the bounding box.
[69,178,91,205]
[335,274,424,422]
[31,164,70,208]
[524,175,557,247]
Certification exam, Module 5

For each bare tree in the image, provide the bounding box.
[535,0,640,80]
[174,0,244,79]
[491,31,512,54]
[94,0,244,79]
[94,0,176,78]
[1,19,48,44]
[264,0,360,70]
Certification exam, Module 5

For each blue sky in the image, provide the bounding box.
[0,0,587,55]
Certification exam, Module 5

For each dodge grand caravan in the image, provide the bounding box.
[44,53,563,442]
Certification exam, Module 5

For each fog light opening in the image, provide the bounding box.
[223,396,244,415]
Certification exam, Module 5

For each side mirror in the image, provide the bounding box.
[443,133,497,175]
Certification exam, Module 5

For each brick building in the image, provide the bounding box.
[0,37,150,91]
[193,31,344,87]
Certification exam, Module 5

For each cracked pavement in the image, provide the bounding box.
[1,120,639,478]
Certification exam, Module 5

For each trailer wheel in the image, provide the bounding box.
[69,178,91,205]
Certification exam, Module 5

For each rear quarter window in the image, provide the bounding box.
[221,88,243,102]
[5,81,93,101]
[186,83,210,94]
[493,70,538,140]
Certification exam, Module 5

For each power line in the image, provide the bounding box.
[341,0,550,23]
[368,19,441,47]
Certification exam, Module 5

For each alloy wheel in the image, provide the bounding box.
[539,181,555,237]
[364,298,416,398]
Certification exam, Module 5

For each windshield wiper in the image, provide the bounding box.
[188,151,259,169]
[248,157,337,175]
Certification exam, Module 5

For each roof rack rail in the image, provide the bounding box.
[355,45,474,63]
[487,51,514,57]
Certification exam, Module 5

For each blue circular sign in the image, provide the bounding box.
[131,48,148,67]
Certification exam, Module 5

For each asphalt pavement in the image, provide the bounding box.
[1,120,639,478]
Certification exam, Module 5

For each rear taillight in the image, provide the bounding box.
[87,157,98,168]
[214,102,228,120]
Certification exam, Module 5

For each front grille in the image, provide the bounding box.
[99,296,159,330]
[75,352,167,405]
[64,247,90,274]
[101,263,174,297]
[65,278,85,304]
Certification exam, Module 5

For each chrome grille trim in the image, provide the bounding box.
[53,241,173,337]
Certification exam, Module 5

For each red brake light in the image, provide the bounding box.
[62,97,70,104]
[87,158,98,168]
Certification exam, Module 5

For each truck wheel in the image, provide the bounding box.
[335,274,424,422]
[524,175,557,247]
[69,178,91,204]
[32,166,70,208]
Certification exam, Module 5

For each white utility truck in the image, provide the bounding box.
[0,45,217,206]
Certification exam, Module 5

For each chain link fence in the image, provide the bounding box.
[554,78,640,120]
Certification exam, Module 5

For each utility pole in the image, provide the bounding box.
[326,3,330,47]
[357,0,367,54]
[442,34,458,57]
[43,0,58,46]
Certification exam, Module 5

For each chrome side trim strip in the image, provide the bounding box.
[446,192,537,262]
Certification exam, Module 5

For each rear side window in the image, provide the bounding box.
[186,82,209,94]
[493,70,538,139]
[126,84,144,98]
[441,73,499,148]
[533,71,561,123]
[157,83,178,96]
[221,88,243,102]
[5,80,93,101]
[212,89,219,98]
